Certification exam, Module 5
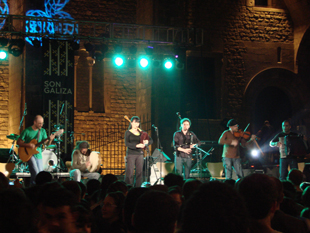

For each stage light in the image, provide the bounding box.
[164,59,173,69]
[0,50,7,59]
[251,150,259,157]
[114,56,124,67]
[114,44,123,53]
[84,42,94,52]
[139,57,149,68]
[8,39,25,57]
[0,38,8,47]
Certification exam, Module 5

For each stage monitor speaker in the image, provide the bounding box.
[151,149,170,163]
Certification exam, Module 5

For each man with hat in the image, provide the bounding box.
[70,141,101,182]
[218,119,255,179]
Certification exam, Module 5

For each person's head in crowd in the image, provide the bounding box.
[270,177,284,204]
[224,178,236,188]
[101,191,125,224]
[77,181,87,199]
[300,182,310,191]
[74,205,93,233]
[238,174,278,223]
[133,190,179,233]
[38,186,78,233]
[179,181,248,233]
[35,171,53,185]
[281,180,296,199]
[0,172,9,190]
[182,178,202,200]
[100,174,118,198]
[107,180,128,195]
[288,169,304,191]
[86,179,101,196]
[62,180,82,203]
[149,184,168,192]
[0,188,36,233]
[123,187,149,233]
[302,186,310,208]
[164,173,184,188]
[168,185,183,207]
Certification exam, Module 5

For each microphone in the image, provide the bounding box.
[152,124,157,130]
[60,103,65,115]
[176,112,180,116]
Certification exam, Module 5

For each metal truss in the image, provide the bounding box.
[0,14,203,46]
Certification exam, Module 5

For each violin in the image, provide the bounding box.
[233,129,251,140]
[233,123,265,156]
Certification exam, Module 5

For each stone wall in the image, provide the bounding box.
[0,61,9,148]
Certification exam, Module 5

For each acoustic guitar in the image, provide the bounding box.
[18,129,64,162]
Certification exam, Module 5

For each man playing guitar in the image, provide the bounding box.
[17,115,55,185]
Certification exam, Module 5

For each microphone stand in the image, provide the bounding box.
[8,104,27,172]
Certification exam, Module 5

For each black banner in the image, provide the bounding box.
[42,39,74,159]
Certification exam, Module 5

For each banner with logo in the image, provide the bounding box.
[42,39,74,159]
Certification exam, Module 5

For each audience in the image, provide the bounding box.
[3,168,310,233]
[133,190,179,233]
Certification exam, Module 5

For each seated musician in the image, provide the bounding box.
[70,141,100,182]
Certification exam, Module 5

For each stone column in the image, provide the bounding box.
[74,55,80,109]
[87,57,95,111]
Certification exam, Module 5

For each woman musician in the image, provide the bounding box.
[124,116,153,187]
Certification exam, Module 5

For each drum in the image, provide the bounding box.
[42,150,57,172]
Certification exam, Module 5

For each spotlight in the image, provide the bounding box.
[251,150,259,157]
[164,59,173,69]
[0,38,9,47]
[114,44,123,53]
[93,51,104,61]
[72,41,80,50]
[139,57,149,68]
[0,50,7,59]
[114,56,124,67]
[145,46,153,55]
[8,39,25,57]
[84,42,94,52]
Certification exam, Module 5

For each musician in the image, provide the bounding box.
[173,118,201,179]
[124,116,153,187]
[70,141,101,182]
[270,120,307,180]
[218,119,255,180]
[17,115,55,185]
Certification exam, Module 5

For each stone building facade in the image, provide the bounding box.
[1,0,310,173]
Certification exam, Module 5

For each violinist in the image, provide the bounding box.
[218,119,256,180]
[124,116,153,187]
[70,141,101,182]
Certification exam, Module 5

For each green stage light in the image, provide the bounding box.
[164,60,173,69]
[0,51,7,60]
[114,56,124,67]
[139,57,149,68]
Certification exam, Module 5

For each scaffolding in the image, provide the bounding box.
[0,14,204,46]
